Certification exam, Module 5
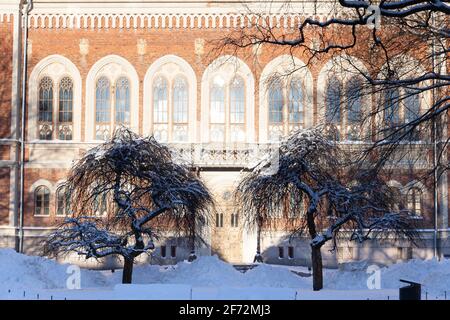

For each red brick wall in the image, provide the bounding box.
[0,18,13,140]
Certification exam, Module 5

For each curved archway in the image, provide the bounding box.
[317,54,371,141]
[85,55,139,141]
[28,55,82,141]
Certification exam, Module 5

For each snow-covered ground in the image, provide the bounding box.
[0,249,448,300]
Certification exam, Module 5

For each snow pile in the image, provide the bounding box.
[160,256,245,287]
[325,258,450,295]
[0,249,110,292]
[244,263,310,288]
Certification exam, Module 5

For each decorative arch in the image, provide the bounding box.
[201,55,255,143]
[259,55,313,143]
[85,55,139,141]
[317,54,371,141]
[28,55,82,141]
[143,55,197,142]
[29,179,54,193]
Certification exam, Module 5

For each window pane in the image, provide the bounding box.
[325,78,341,124]
[153,77,168,123]
[95,77,111,123]
[230,77,245,124]
[289,79,303,124]
[269,80,283,124]
[115,77,130,125]
[346,77,362,123]
[58,77,73,123]
[39,77,53,123]
[173,77,188,124]
[210,83,225,124]
[384,88,400,125]
[35,186,50,216]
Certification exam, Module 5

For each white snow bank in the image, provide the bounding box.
[325,258,450,295]
[0,249,108,292]
[0,248,449,298]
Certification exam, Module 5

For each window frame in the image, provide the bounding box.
[34,186,51,217]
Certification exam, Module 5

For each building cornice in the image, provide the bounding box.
[18,1,338,29]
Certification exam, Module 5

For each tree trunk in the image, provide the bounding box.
[254,223,263,263]
[311,245,323,291]
[122,257,134,284]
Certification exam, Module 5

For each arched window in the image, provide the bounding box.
[56,185,70,216]
[404,89,421,141]
[208,75,247,143]
[288,79,304,127]
[115,77,130,127]
[153,76,169,142]
[230,77,245,142]
[95,77,111,140]
[172,77,189,142]
[58,77,73,140]
[38,77,54,140]
[268,78,306,141]
[325,78,341,125]
[346,77,363,140]
[407,187,422,216]
[268,80,283,124]
[93,193,108,217]
[210,78,226,142]
[268,80,284,141]
[325,78,342,141]
[384,88,401,125]
[35,186,50,216]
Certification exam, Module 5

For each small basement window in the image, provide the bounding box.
[288,246,294,259]
[160,245,166,258]
[170,245,177,258]
[278,247,284,259]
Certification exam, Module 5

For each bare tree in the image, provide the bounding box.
[45,128,214,283]
[234,127,418,290]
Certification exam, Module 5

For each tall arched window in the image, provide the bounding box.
[210,78,226,142]
[173,77,189,142]
[268,80,284,141]
[58,77,73,140]
[230,77,245,142]
[56,185,70,216]
[95,77,111,140]
[153,76,169,142]
[288,79,304,129]
[325,78,342,125]
[35,186,50,216]
[38,77,54,140]
[268,78,306,141]
[406,187,422,216]
[384,88,401,125]
[404,89,421,141]
[346,77,363,140]
[115,77,130,127]
[325,78,342,141]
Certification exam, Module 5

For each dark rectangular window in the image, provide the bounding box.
[288,246,294,259]
[216,213,223,228]
[231,213,239,227]
[160,245,166,258]
[170,245,177,258]
[278,247,284,259]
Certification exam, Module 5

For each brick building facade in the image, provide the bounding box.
[0,0,448,268]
